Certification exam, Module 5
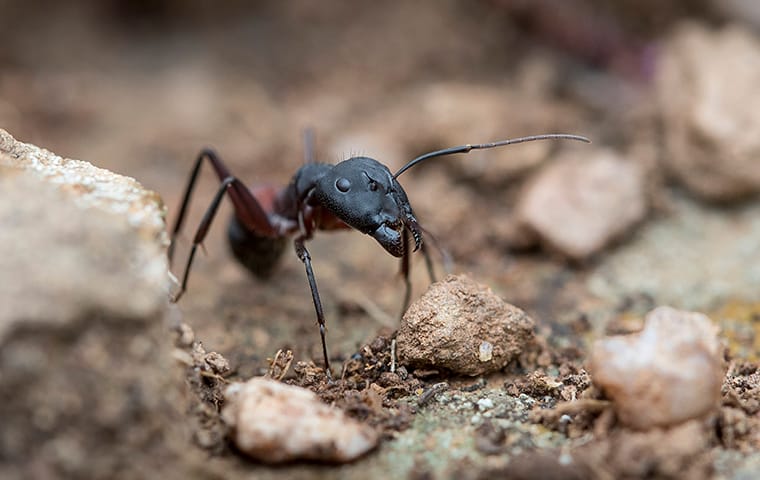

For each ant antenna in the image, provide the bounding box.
[393,133,591,178]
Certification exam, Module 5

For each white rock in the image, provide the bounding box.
[589,306,723,430]
[479,341,494,362]
[657,23,760,201]
[516,148,646,260]
[0,128,167,241]
[0,129,180,478]
[222,377,378,463]
[0,129,168,338]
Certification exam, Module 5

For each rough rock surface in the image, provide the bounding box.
[0,130,180,479]
[516,147,647,260]
[589,306,723,430]
[0,129,168,336]
[222,377,378,463]
[396,274,535,376]
[0,128,166,240]
[658,23,760,201]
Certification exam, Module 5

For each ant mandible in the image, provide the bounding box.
[168,130,590,379]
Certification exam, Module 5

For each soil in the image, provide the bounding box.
[2,1,760,479]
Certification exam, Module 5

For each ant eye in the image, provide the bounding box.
[335,177,351,192]
[368,180,379,191]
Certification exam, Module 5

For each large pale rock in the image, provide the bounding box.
[0,129,168,336]
[589,306,723,430]
[0,129,180,479]
[397,275,535,376]
[0,129,166,240]
[222,377,378,463]
[516,148,647,260]
[657,23,760,201]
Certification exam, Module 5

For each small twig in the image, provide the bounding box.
[554,398,610,416]
[266,349,294,381]
[536,398,611,423]
[266,349,282,378]
[198,369,229,383]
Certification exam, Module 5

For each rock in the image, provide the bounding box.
[0,130,169,335]
[0,130,181,479]
[221,377,378,463]
[0,128,166,241]
[589,306,723,430]
[573,419,714,480]
[396,275,535,376]
[657,23,760,202]
[603,420,712,480]
[516,148,647,260]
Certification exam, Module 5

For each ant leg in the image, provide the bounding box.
[169,148,276,266]
[399,229,441,317]
[172,177,231,301]
[399,229,412,318]
[421,241,436,284]
[294,237,332,380]
[172,177,237,302]
[418,224,452,282]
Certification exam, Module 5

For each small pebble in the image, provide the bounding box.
[222,377,378,463]
[589,306,723,430]
[176,323,195,348]
[516,148,646,259]
[204,352,230,375]
[477,398,494,411]
[479,341,494,362]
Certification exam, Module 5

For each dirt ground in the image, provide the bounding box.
[2,1,760,479]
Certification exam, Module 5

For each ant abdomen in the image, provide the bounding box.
[227,215,287,279]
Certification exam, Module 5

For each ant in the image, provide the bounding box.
[168,130,589,378]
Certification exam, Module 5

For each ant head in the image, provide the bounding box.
[314,156,421,257]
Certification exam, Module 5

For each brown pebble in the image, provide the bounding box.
[397,274,535,376]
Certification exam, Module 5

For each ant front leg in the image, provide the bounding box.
[169,148,277,301]
[399,229,413,319]
[294,235,332,380]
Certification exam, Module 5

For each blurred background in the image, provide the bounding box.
[2,0,760,363]
[0,0,735,185]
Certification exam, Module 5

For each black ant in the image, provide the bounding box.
[168,131,589,378]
